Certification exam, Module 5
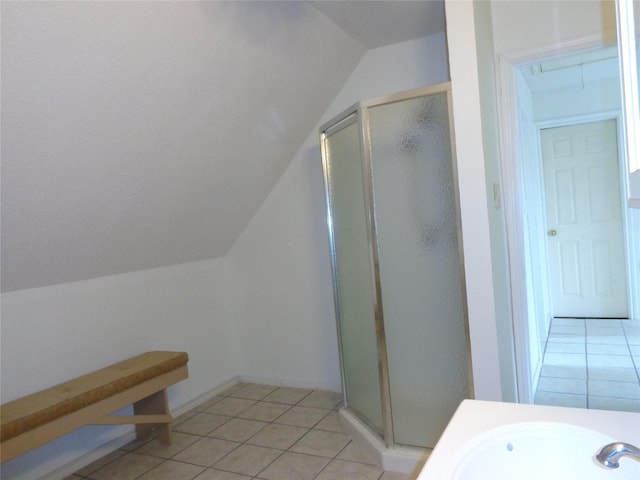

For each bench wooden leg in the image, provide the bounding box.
[133,389,172,445]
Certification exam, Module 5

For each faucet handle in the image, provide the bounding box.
[596,442,640,469]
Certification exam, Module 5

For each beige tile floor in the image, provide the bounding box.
[65,383,411,480]
[534,318,640,411]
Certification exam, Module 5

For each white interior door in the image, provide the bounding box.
[541,119,628,318]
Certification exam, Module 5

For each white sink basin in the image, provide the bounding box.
[417,401,640,480]
[451,422,630,479]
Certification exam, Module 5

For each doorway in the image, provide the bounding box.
[497,44,640,410]
[533,118,638,411]
[541,119,628,319]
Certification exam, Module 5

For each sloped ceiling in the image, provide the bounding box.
[0,1,445,292]
[311,0,445,48]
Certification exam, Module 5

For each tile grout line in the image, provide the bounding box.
[70,385,407,480]
[189,386,359,480]
[211,386,300,479]
[621,321,640,384]
[537,318,634,409]
[230,387,361,480]
[584,318,590,410]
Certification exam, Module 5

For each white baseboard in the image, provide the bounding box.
[237,375,342,393]
[338,408,430,475]
[38,432,136,480]
[172,376,240,417]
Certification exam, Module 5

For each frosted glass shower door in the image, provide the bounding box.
[367,90,470,447]
[322,117,384,433]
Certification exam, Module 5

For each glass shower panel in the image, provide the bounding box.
[323,119,384,433]
[367,92,470,447]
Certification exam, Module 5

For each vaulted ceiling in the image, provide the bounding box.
[1,1,445,292]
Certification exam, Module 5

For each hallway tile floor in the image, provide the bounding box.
[66,383,411,480]
[534,318,640,412]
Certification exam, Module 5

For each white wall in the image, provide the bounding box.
[0,1,366,292]
[533,78,622,121]
[444,0,505,401]
[490,0,617,55]
[0,259,237,479]
[472,0,519,402]
[228,33,450,392]
[0,33,449,479]
[517,71,548,401]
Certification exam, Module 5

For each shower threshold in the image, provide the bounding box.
[338,407,430,475]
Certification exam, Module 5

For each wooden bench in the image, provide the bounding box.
[0,351,189,463]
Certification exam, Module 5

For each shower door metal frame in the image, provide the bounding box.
[320,105,392,443]
[320,82,473,449]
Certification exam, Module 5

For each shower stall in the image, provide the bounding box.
[319,83,472,465]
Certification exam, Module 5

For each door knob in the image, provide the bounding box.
[548,229,557,237]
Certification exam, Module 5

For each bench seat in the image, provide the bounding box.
[1,351,189,462]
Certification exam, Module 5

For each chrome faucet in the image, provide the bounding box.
[596,442,640,469]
